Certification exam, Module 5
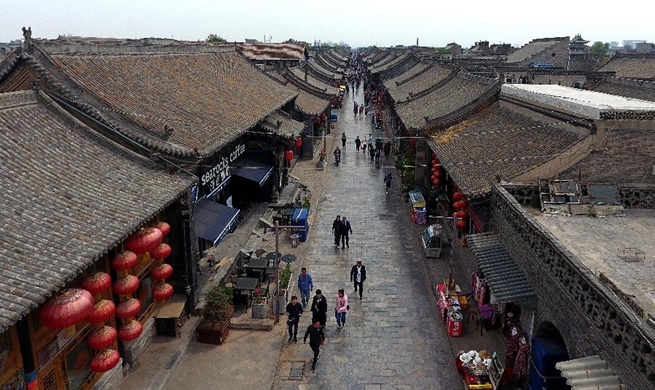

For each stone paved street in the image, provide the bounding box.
[272,87,464,390]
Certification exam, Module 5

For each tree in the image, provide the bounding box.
[435,48,450,54]
[589,41,610,56]
[206,34,227,43]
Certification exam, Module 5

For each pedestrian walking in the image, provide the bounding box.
[383,141,391,157]
[350,261,367,300]
[354,136,361,152]
[342,133,347,148]
[362,142,367,153]
[304,319,325,372]
[310,289,328,328]
[369,145,375,162]
[384,172,393,194]
[340,216,352,248]
[334,289,349,330]
[375,148,381,164]
[332,215,342,247]
[286,296,303,342]
[367,135,373,149]
[297,267,314,308]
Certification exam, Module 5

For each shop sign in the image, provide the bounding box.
[201,144,245,192]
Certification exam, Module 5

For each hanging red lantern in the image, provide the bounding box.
[115,298,142,319]
[112,251,138,271]
[454,200,466,210]
[151,243,172,261]
[295,138,302,148]
[124,227,163,254]
[90,349,120,373]
[284,150,294,161]
[430,174,437,181]
[457,220,466,229]
[453,192,464,201]
[153,283,174,301]
[433,179,441,186]
[434,171,442,178]
[154,221,171,237]
[119,320,143,342]
[87,326,118,350]
[113,275,140,296]
[38,289,94,335]
[81,272,111,296]
[315,117,321,125]
[431,159,438,165]
[87,300,116,324]
[431,166,438,173]
[321,112,327,119]
[151,263,174,280]
[452,211,466,219]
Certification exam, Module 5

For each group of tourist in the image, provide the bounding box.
[287,262,368,372]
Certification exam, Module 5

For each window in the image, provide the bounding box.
[137,276,153,317]
[65,340,94,390]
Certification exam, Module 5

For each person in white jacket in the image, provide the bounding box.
[334,289,349,330]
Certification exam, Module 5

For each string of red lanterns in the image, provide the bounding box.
[150,225,174,302]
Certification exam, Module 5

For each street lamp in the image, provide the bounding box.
[432,216,458,290]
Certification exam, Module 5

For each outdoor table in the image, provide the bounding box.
[233,277,259,308]
[266,251,282,262]
[280,208,294,225]
[245,257,269,281]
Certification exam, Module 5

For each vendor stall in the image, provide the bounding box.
[409,190,427,225]
[457,350,504,390]
[436,283,463,337]
[421,224,445,258]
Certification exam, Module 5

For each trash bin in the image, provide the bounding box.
[290,234,300,248]
[291,208,309,242]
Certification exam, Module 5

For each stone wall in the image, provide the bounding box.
[619,185,655,208]
[490,184,655,389]
[123,317,156,365]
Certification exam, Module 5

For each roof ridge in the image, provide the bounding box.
[0,90,37,109]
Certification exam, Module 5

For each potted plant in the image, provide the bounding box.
[301,193,312,211]
[251,288,268,319]
[275,264,293,315]
[196,285,234,345]
[317,149,327,169]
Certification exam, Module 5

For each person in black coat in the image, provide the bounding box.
[340,216,352,249]
[286,296,303,343]
[310,289,328,328]
[304,319,326,372]
[350,261,367,300]
[331,215,342,247]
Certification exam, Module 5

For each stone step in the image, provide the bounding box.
[228,318,274,331]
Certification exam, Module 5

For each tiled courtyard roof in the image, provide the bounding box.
[38,45,297,158]
[295,90,330,116]
[306,61,341,80]
[591,77,655,101]
[559,128,655,184]
[237,43,306,61]
[395,72,498,130]
[369,53,412,74]
[385,64,454,102]
[259,111,305,138]
[506,37,567,63]
[428,105,583,196]
[0,90,194,332]
[598,54,655,79]
[289,67,340,95]
[383,61,431,87]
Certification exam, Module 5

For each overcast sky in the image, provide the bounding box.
[2,0,654,48]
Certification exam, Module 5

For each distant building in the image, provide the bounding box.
[444,42,462,55]
[505,37,570,68]
[236,42,307,70]
[569,34,589,54]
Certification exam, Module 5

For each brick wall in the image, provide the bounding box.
[123,317,156,365]
[490,184,655,389]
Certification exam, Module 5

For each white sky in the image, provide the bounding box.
[2,0,654,48]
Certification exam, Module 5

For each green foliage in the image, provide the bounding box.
[301,193,312,210]
[207,34,228,43]
[589,41,610,56]
[202,285,233,322]
[283,38,310,49]
[279,263,292,290]
[435,48,450,54]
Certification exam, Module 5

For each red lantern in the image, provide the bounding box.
[154,221,171,237]
[284,150,294,162]
[38,289,94,335]
[115,298,142,319]
[431,159,438,165]
[434,171,442,178]
[454,200,466,210]
[295,138,302,148]
[457,220,466,229]
[153,283,174,301]
[453,211,467,219]
[321,112,327,119]
[315,117,321,125]
[113,275,140,296]
[90,349,120,373]
[119,320,144,342]
[150,243,172,260]
[112,251,138,271]
[81,272,111,295]
[87,326,117,350]
[87,300,116,324]
[431,166,438,173]
[453,192,464,201]
[124,227,163,254]
[151,264,174,280]
[430,174,436,181]
[433,179,441,186]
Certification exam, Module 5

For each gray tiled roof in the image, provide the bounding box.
[368,53,412,74]
[598,54,655,79]
[289,67,340,95]
[428,105,583,196]
[591,77,655,102]
[0,90,195,332]
[556,356,626,389]
[385,65,454,103]
[506,38,566,63]
[467,234,537,306]
[259,111,305,138]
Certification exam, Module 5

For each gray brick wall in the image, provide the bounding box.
[490,184,655,390]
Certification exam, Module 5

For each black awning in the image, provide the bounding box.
[194,199,240,245]
[231,157,273,187]
[467,234,537,307]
